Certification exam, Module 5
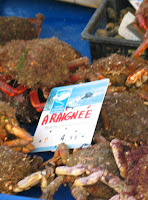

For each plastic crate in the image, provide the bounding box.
[81,0,143,61]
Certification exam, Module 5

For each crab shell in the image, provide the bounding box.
[95,91,148,144]
[90,53,147,87]
[110,139,148,200]
[0,145,44,194]
[0,37,82,90]
[0,13,45,46]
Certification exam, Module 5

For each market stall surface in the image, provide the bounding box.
[0,0,95,199]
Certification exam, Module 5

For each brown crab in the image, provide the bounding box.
[110,139,148,200]
[42,141,120,200]
[42,139,148,200]
[94,91,148,145]
[0,13,45,46]
[0,145,55,194]
[0,100,34,153]
[82,38,148,104]
[0,37,89,113]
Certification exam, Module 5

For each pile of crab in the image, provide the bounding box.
[39,39,148,199]
[0,5,148,198]
[0,36,148,200]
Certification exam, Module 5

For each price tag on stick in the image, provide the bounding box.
[32,79,109,152]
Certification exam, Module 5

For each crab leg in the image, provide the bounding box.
[71,186,89,200]
[29,90,46,112]
[109,194,136,200]
[12,143,35,153]
[101,107,109,130]
[110,139,127,178]
[132,39,148,58]
[56,164,134,199]
[42,176,66,200]
[67,57,90,69]
[27,13,45,37]
[5,124,33,142]
[0,80,27,96]
[3,139,31,147]
[12,161,55,193]
[126,68,148,87]
[13,170,51,193]
[3,139,34,153]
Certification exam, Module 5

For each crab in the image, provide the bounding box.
[0,145,55,195]
[134,0,148,37]
[0,37,89,113]
[0,13,45,46]
[110,139,148,200]
[88,52,148,91]
[42,141,120,200]
[94,91,148,145]
[0,89,40,123]
[83,37,148,102]
[0,100,35,153]
[42,139,148,200]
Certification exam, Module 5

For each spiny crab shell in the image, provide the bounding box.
[0,37,82,90]
[0,37,88,117]
[0,13,45,46]
[95,91,148,144]
[110,139,148,200]
[90,53,148,88]
[0,145,43,194]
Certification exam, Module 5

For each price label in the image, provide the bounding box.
[32,79,109,152]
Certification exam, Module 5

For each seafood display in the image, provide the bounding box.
[0,100,34,153]
[0,145,55,194]
[94,91,148,144]
[0,34,147,122]
[42,139,148,200]
[0,37,89,115]
[0,13,45,45]
[42,142,120,200]
[0,3,148,199]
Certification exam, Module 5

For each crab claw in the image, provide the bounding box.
[125,68,148,87]
[56,164,86,176]
[73,170,104,186]
[5,125,33,142]
[0,106,34,152]
[110,139,127,178]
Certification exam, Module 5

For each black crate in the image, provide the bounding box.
[81,0,143,61]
